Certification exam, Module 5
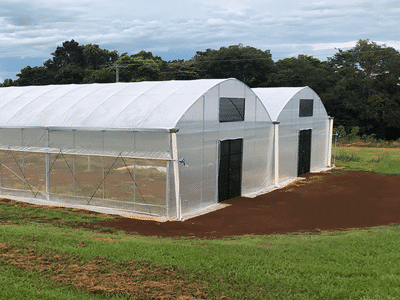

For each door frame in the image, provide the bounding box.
[297,129,312,176]
[217,138,243,202]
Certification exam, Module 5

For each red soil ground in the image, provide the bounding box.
[93,169,400,238]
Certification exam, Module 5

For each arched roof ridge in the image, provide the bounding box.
[9,85,89,127]
[3,85,62,125]
[104,81,166,128]
[252,87,307,121]
[0,80,233,130]
[142,78,228,128]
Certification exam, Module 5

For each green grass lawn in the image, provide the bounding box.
[2,221,400,299]
[1,198,400,299]
[1,145,400,299]
[332,146,400,175]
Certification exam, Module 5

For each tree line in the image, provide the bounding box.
[2,39,400,140]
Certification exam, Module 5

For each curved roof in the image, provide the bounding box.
[0,79,228,131]
[252,87,305,121]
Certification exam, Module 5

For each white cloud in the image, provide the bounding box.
[0,0,400,79]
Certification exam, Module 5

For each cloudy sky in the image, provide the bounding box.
[0,0,399,81]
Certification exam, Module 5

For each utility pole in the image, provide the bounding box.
[115,64,119,82]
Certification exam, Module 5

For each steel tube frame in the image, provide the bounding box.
[45,129,50,200]
[273,122,280,187]
[170,130,181,220]
[327,117,334,167]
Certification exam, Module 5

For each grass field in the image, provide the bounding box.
[1,145,400,299]
[333,146,400,175]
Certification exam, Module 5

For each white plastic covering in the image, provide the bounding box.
[176,79,274,213]
[0,79,276,218]
[0,80,234,160]
[253,87,330,184]
[0,80,229,130]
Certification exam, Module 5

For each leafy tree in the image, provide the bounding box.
[116,53,161,82]
[54,64,85,84]
[51,39,85,69]
[82,44,118,70]
[192,44,275,87]
[273,55,335,95]
[1,78,15,87]
[325,39,400,139]
[14,40,122,85]
[131,50,162,61]
[160,60,199,80]
[15,66,54,86]
[83,67,116,83]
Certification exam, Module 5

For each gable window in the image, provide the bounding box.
[299,99,314,117]
[219,97,245,122]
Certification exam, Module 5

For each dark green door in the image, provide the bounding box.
[218,139,243,202]
[297,129,312,176]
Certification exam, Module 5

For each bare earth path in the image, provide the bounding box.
[90,169,400,238]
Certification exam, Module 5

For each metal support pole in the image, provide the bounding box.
[171,130,181,220]
[327,117,334,167]
[21,129,24,190]
[133,160,136,203]
[102,131,105,199]
[115,64,119,82]
[45,129,50,200]
[273,122,280,187]
[133,131,136,204]
[73,130,76,197]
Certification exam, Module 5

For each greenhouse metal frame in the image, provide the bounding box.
[253,86,334,187]
[0,79,275,219]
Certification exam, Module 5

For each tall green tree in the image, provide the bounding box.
[115,53,162,82]
[160,60,199,80]
[13,40,120,86]
[83,67,116,83]
[54,64,85,84]
[82,44,118,70]
[15,66,54,86]
[1,78,15,87]
[273,55,335,95]
[51,39,85,69]
[325,39,400,139]
[192,44,275,87]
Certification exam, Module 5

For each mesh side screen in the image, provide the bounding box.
[0,150,23,190]
[49,153,74,196]
[23,152,46,197]
[74,155,103,199]
[133,158,167,207]
[0,144,168,216]
[103,156,136,203]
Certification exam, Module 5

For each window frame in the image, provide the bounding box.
[219,97,245,123]
[299,99,314,117]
